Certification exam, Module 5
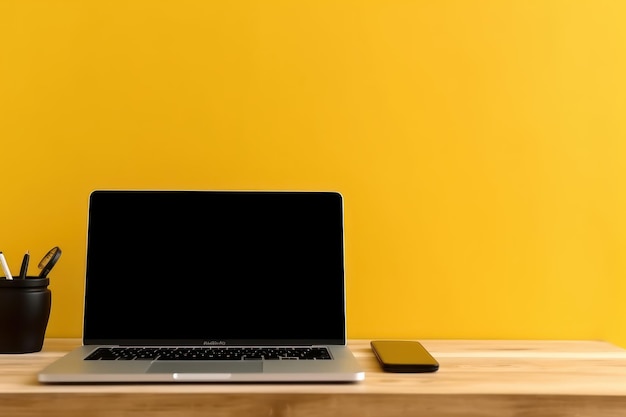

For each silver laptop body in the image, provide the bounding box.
[38,190,364,383]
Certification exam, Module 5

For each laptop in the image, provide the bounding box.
[38,190,364,383]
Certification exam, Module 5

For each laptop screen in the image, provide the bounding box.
[83,190,347,346]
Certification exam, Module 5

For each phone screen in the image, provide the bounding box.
[370,340,439,373]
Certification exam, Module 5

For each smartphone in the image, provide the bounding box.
[370,340,439,373]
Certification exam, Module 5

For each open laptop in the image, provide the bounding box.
[38,190,364,383]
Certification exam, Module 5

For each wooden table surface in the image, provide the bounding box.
[2,338,626,416]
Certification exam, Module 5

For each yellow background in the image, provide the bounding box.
[2,1,626,345]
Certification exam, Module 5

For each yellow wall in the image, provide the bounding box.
[2,0,626,345]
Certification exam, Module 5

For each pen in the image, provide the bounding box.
[0,251,13,280]
[19,250,30,279]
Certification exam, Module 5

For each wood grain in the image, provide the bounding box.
[2,339,626,416]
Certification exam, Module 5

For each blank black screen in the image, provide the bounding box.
[83,190,346,345]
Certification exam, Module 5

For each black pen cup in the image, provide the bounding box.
[0,277,51,353]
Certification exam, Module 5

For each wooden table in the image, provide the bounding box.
[2,339,626,416]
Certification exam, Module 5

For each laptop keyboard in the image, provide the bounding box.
[85,346,332,361]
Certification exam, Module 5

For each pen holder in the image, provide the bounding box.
[0,277,51,353]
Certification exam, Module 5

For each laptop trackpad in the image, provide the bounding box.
[147,361,263,374]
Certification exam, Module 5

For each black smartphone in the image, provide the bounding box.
[370,340,439,373]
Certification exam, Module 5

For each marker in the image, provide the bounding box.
[19,250,30,279]
[0,251,13,280]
